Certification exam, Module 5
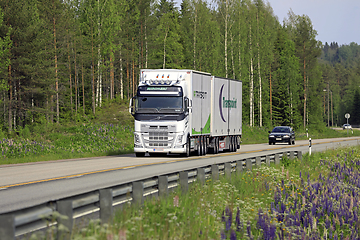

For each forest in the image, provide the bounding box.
[0,0,359,134]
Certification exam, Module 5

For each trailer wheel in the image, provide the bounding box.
[197,137,202,156]
[232,137,237,152]
[203,137,207,155]
[229,136,234,152]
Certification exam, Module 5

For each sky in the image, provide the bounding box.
[174,0,360,46]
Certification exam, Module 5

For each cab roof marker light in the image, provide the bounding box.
[167,74,170,78]
[156,74,159,78]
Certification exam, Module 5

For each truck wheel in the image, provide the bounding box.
[229,136,234,152]
[233,137,237,152]
[232,137,236,152]
[135,152,145,157]
[197,137,202,156]
[213,138,218,154]
[181,137,190,157]
[203,137,207,156]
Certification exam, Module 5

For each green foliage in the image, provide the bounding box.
[66,145,360,239]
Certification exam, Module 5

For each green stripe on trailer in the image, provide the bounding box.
[192,115,211,135]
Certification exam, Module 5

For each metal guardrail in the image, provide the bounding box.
[0,150,302,239]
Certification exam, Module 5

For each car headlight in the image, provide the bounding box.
[283,135,290,138]
[269,135,275,138]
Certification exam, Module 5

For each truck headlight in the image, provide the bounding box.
[177,134,183,144]
[134,134,142,147]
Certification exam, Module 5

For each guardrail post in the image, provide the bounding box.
[179,172,188,193]
[289,151,295,160]
[255,156,261,168]
[158,176,168,197]
[246,158,252,171]
[297,151,302,160]
[99,189,112,224]
[57,200,73,240]
[236,160,243,174]
[132,181,144,205]
[224,162,231,180]
[197,168,205,185]
[0,214,15,240]
[274,153,280,165]
[265,155,271,167]
[211,164,219,181]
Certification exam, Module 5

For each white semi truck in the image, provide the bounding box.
[129,69,242,157]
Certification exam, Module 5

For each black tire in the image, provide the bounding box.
[135,152,145,157]
[288,139,292,145]
[203,137,207,155]
[269,142,272,145]
[232,137,237,152]
[292,140,295,145]
[181,137,190,157]
[230,137,235,152]
[215,138,219,154]
[197,137,202,156]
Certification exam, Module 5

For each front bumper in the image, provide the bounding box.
[269,136,291,143]
[134,146,186,154]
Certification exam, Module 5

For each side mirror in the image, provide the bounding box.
[184,98,192,113]
[268,131,271,134]
[129,97,135,115]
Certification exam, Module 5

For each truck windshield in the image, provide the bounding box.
[136,96,183,112]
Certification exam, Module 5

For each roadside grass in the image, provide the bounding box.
[0,97,359,165]
[242,124,360,145]
[0,100,134,165]
[64,145,360,239]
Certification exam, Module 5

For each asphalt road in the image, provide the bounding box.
[0,137,359,214]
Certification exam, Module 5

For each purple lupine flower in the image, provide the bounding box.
[220,230,226,240]
[246,221,252,239]
[236,207,242,232]
[325,218,331,229]
[226,209,232,231]
[230,230,237,240]
[221,210,226,223]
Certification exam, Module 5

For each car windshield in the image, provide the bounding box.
[272,127,290,133]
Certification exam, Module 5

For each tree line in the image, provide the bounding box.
[0,0,358,134]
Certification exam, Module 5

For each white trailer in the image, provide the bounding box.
[129,69,242,157]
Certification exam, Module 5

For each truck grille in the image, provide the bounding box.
[141,125,176,148]
[149,132,168,147]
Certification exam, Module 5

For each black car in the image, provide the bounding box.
[268,126,295,145]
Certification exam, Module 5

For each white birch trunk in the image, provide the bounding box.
[231,32,235,79]
[120,46,124,100]
[224,0,228,78]
[238,11,241,80]
[257,47,262,127]
[249,25,254,127]
[193,2,197,69]
[145,9,148,69]
[96,0,102,107]
[257,13,262,127]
